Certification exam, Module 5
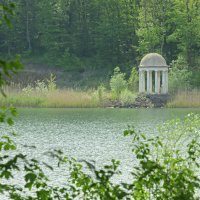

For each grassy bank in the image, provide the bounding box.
[1,76,200,108]
[0,88,138,108]
[0,89,102,108]
[0,74,137,108]
[1,88,200,108]
[167,90,200,108]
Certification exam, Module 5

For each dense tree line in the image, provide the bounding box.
[0,0,200,76]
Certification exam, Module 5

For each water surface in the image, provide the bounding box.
[11,108,200,183]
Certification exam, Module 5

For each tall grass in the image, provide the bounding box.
[2,87,200,108]
[0,89,100,108]
[167,89,200,108]
[45,90,99,108]
[2,77,199,108]
[0,75,105,108]
[0,74,138,108]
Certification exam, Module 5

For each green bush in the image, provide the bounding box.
[124,113,200,200]
[110,67,127,100]
[58,49,81,69]
[169,56,192,92]
[22,74,57,96]
[128,67,139,92]
[47,73,56,91]
[119,89,137,106]
[191,71,200,88]
[97,84,106,103]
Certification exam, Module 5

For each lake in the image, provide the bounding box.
[9,108,200,185]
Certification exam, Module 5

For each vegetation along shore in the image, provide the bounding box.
[1,70,200,108]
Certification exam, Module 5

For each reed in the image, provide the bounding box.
[44,89,100,108]
[2,81,199,108]
[0,94,45,107]
[167,89,200,108]
[0,89,100,108]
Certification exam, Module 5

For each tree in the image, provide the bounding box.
[110,66,127,99]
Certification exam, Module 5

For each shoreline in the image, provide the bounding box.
[1,89,200,109]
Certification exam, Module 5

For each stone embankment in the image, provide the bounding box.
[133,94,171,108]
[113,94,171,108]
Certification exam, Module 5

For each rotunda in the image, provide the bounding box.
[139,53,169,94]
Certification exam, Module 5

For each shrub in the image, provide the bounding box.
[169,56,192,92]
[97,85,106,102]
[119,89,137,106]
[110,67,127,100]
[96,84,108,106]
[47,73,56,91]
[22,84,34,96]
[22,74,57,96]
[58,49,81,69]
[35,80,48,94]
[128,67,139,92]
[124,113,200,200]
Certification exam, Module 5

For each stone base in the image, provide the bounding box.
[133,93,171,108]
[107,94,171,108]
[146,94,171,107]
[133,94,154,108]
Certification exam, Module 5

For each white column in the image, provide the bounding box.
[163,70,168,94]
[155,71,158,94]
[147,70,151,93]
[155,71,161,94]
[157,71,160,94]
[139,70,143,93]
[139,70,142,92]
[162,70,166,94]
[141,70,145,92]
[149,71,152,93]
[165,70,168,93]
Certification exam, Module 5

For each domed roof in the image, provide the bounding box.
[139,53,167,67]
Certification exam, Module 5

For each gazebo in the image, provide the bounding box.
[139,53,169,94]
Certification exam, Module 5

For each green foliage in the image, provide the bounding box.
[124,113,200,200]
[47,74,56,91]
[191,71,200,88]
[0,2,15,27]
[0,2,23,95]
[136,0,200,68]
[97,84,106,104]
[35,80,48,94]
[109,67,137,105]
[110,67,127,99]
[58,49,81,69]
[159,113,200,147]
[169,56,192,92]
[128,67,139,92]
[119,89,137,107]
[0,56,22,95]
[22,84,34,96]
[22,74,57,96]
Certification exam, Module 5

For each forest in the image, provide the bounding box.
[1,0,200,88]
